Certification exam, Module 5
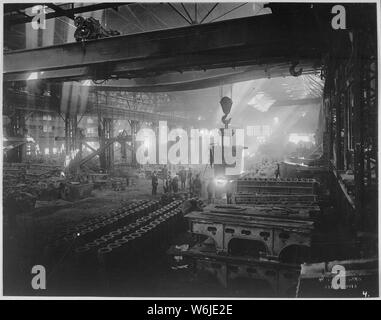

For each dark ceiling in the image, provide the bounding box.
[3,2,323,129]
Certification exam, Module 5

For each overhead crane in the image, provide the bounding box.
[4,13,326,84]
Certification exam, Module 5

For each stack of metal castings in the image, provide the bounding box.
[74,200,184,269]
[57,199,156,245]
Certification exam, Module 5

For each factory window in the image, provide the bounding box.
[44,148,50,155]
[262,125,271,136]
[86,127,97,134]
[257,136,266,144]
[43,125,53,133]
[42,114,52,121]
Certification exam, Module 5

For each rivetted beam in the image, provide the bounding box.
[3,59,317,85]
[270,98,321,108]
[84,62,317,92]
[4,14,325,82]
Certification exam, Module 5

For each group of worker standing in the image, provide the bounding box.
[151,166,202,197]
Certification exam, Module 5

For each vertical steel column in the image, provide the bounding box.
[335,76,343,170]
[8,110,26,162]
[98,112,106,170]
[352,31,365,221]
[130,120,139,166]
[343,91,349,170]
[65,115,77,156]
[98,117,114,171]
[103,118,114,171]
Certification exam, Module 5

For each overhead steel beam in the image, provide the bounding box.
[4,14,325,83]
[5,62,318,91]
[45,3,75,20]
[270,98,321,108]
[84,63,317,92]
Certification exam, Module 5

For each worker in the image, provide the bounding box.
[162,165,168,182]
[151,172,158,196]
[187,168,193,192]
[275,163,281,179]
[167,171,172,193]
[207,178,215,204]
[179,167,186,190]
[226,180,233,204]
[172,174,179,193]
[193,173,202,198]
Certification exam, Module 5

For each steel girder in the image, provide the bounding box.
[4,15,325,83]
[4,90,195,126]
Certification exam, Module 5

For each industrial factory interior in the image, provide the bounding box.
[1,2,379,298]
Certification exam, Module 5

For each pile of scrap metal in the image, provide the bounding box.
[3,162,96,210]
[110,177,127,191]
[3,162,65,212]
[88,173,110,189]
[59,181,93,202]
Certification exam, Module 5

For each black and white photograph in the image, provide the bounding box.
[1,1,379,300]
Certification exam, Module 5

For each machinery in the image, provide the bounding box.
[180,175,322,296]
[186,204,315,260]
[74,16,120,42]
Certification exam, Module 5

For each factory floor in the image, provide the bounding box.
[6,174,360,297]
[4,177,234,297]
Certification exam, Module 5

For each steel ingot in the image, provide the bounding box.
[94,238,107,246]
[75,245,90,254]
[136,217,145,224]
[122,234,135,241]
[115,238,128,246]
[128,222,137,229]
[110,230,122,237]
[120,226,131,233]
[149,221,159,228]
[87,241,98,248]
[130,232,142,239]
[102,234,114,241]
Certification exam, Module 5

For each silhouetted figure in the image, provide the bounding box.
[226,180,233,204]
[179,168,186,190]
[193,174,202,197]
[187,169,193,192]
[151,172,158,195]
[275,163,281,179]
[207,178,215,204]
[172,175,179,193]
